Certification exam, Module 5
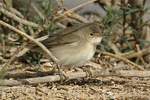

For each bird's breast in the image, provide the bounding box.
[49,42,96,69]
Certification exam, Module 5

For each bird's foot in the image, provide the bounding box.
[82,66,92,78]
[57,64,69,83]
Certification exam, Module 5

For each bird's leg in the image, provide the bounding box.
[82,66,92,78]
[56,64,68,83]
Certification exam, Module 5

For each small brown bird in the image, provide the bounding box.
[27,22,106,77]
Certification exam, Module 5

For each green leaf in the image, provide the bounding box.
[104,45,110,51]
[141,19,150,27]
[104,5,109,11]
[0,70,6,79]
[114,31,123,38]
[97,23,105,27]
[121,7,132,11]
[144,6,150,15]
[49,20,55,29]
[99,44,106,51]
[124,40,133,50]
[135,13,141,19]
[126,9,141,14]
[138,39,150,44]
[2,4,6,8]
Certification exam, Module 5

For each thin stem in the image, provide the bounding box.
[134,0,146,48]
[102,18,109,33]
[121,0,126,48]
[24,0,32,19]
[122,0,126,36]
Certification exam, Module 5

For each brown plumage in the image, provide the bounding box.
[27,22,105,69]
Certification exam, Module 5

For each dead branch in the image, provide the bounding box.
[101,51,146,71]
[0,0,64,72]
[55,0,97,20]
[5,69,57,79]
[110,47,150,63]
[10,35,49,64]
[0,3,38,27]
[0,56,7,63]
[0,20,59,69]
[108,41,120,54]
[30,2,66,29]
[0,0,97,76]
[135,45,147,69]
[67,11,89,23]
[102,50,136,59]
[1,70,150,86]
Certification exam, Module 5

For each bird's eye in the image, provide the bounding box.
[90,33,94,36]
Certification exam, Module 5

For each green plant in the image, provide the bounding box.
[24,0,63,64]
[0,0,63,65]
[96,0,150,53]
[96,5,122,51]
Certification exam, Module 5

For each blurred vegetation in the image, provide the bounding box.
[0,0,150,67]
[97,0,150,53]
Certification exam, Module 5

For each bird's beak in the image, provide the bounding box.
[101,34,110,37]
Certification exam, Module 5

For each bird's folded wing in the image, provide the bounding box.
[26,22,93,49]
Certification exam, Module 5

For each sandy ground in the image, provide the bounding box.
[0,60,150,100]
[0,0,150,99]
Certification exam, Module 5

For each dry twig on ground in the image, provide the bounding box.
[0,69,150,86]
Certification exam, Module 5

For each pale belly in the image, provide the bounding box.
[49,43,96,69]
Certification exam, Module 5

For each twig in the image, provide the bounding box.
[55,0,97,20]
[1,0,96,74]
[31,2,44,20]
[1,70,150,86]
[135,45,148,69]
[10,35,49,64]
[101,50,135,59]
[0,56,7,63]
[17,24,25,32]
[135,45,141,63]
[65,7,89,23]
[28,26,34,35]
[8,7,24,18]
[123,0,126,37]
[2,39,6,54]
[0,0,64,73]
[36,87,48,95]
[111,77,150,84]
[2,1,28,45]
[140,57,148,69]
[0,20,59,71]
[30,2,66,28]
[134,0,146,47]
[101,51,146,71]
[109,47,150,62]
[5,69,57,79]
[121,0,126,48]
[24,0,32,19]
[3,0,24,18]
[70,13,89,23]
[108,41,120,54]
[0,3,38,27]
[2,5,36,65]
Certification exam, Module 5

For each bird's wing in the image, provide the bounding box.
[27,22,95,49]
[27,27,81,49]
[41,31,80,48]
